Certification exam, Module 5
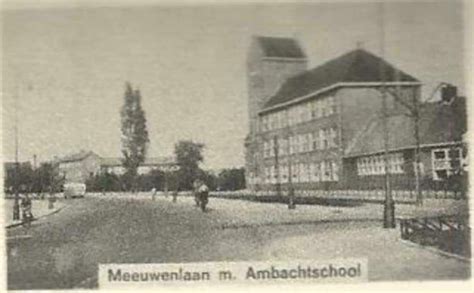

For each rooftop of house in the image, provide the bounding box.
[345,96,467,157]
[55,150,98,164]
[100,156,176,167]
[255,36,306,59]
[263,49,419,110]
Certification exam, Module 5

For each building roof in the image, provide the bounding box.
[56,150,97,164]
[100,156,176,167]
[263,49,419,109]
[4,161,31,171]
[345,97,467,157]
[255,36,306,59]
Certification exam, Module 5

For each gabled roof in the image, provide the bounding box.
[100,156,176,167]
[256,36,306,59]
[264,49,419,109]
[345,97,467,157]
[56,150,97,163]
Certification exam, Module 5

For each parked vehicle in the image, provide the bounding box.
[63,182,86,199]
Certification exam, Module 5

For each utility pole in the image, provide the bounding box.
[285,111,295,209]
[13,85,20,221]
[413,86,423,206]
[379,2,395,228]
[273,136,281,197]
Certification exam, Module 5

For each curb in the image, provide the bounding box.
[399,239,471,263]
[5,205,67,229]
[220,217,383,229]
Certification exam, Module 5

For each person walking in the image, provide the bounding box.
[151,187,157,201]
[198,181,209,212]
[21,194,33,228]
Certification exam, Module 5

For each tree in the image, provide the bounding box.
[174,140,204,190]
[197,169,218,191]
[217,168,246,191]
[120,83,150,191]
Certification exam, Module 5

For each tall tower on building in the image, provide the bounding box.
[245,36,307,190]
[246,36,308,135]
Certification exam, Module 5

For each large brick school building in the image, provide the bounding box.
[244,36,467,192]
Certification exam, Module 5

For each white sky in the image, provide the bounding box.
[1,0,465,169]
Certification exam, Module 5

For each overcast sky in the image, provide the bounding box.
[2,0,465,169]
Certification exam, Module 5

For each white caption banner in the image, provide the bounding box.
[99,258,368,289]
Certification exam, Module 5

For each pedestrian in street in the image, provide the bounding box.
[151,187,157,201]
[197,181,209,212]
[21,193,34,228]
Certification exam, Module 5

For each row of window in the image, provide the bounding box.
[356,153,404,176]
[263,127,338,158]
[432,147,468,180]
[263,160,339,184]
[260,96,337,132]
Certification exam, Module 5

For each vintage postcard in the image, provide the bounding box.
[1,0,472,291]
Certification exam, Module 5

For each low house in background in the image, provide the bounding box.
[100,156,177,175]
[55,151,102,183]
[55,150,177,184]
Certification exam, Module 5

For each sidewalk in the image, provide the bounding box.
[213,197,468,228]
[4,199,66,228]
[89,192,469,228]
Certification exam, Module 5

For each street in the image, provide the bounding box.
[7,195,470,289]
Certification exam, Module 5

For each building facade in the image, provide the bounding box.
[244,36,466,192]
[56,151,102,183]
[56,151,177,183]
[100,157,177,175]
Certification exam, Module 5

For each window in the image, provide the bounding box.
[300,134,309,153]
[311,131,320,150]
[292,163,299,182]
[310,162,321,182]
[279,137,288,156]
[301,163,308,183]
[356,153,404,176]
[320,99,328,117]
[328,127,338,148]
[263,141,272,158]
[432,147,466,180]
[320,129,328,149]
[327,96,337,115]
[280,164,289,183]
[332,161,339,181]
[310,100,318,119]
[264,166,271,183]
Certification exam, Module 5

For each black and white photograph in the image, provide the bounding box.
[1,0,471,290]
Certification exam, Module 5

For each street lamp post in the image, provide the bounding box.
[285,111,296,210]
[13,85,20,221]
[379,2,395,228]
[273,136,281,197]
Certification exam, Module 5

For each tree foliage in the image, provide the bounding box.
[217,168,246,191]
[120,82,150,190]
[4,162,64,194]
[174,140,204,190]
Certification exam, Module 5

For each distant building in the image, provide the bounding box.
[344,96,467,188]
[55,151,177,183]
[55,151,102,183]
[244,36,467,191]
[100,156,177,175]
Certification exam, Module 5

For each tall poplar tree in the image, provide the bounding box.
[120,82,150,191]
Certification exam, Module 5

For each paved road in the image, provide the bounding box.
[6,196,470,289]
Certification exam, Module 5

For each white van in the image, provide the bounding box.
[63,182,86,199]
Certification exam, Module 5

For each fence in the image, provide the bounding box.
[400,215,470,257]
[210,188,466,203]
